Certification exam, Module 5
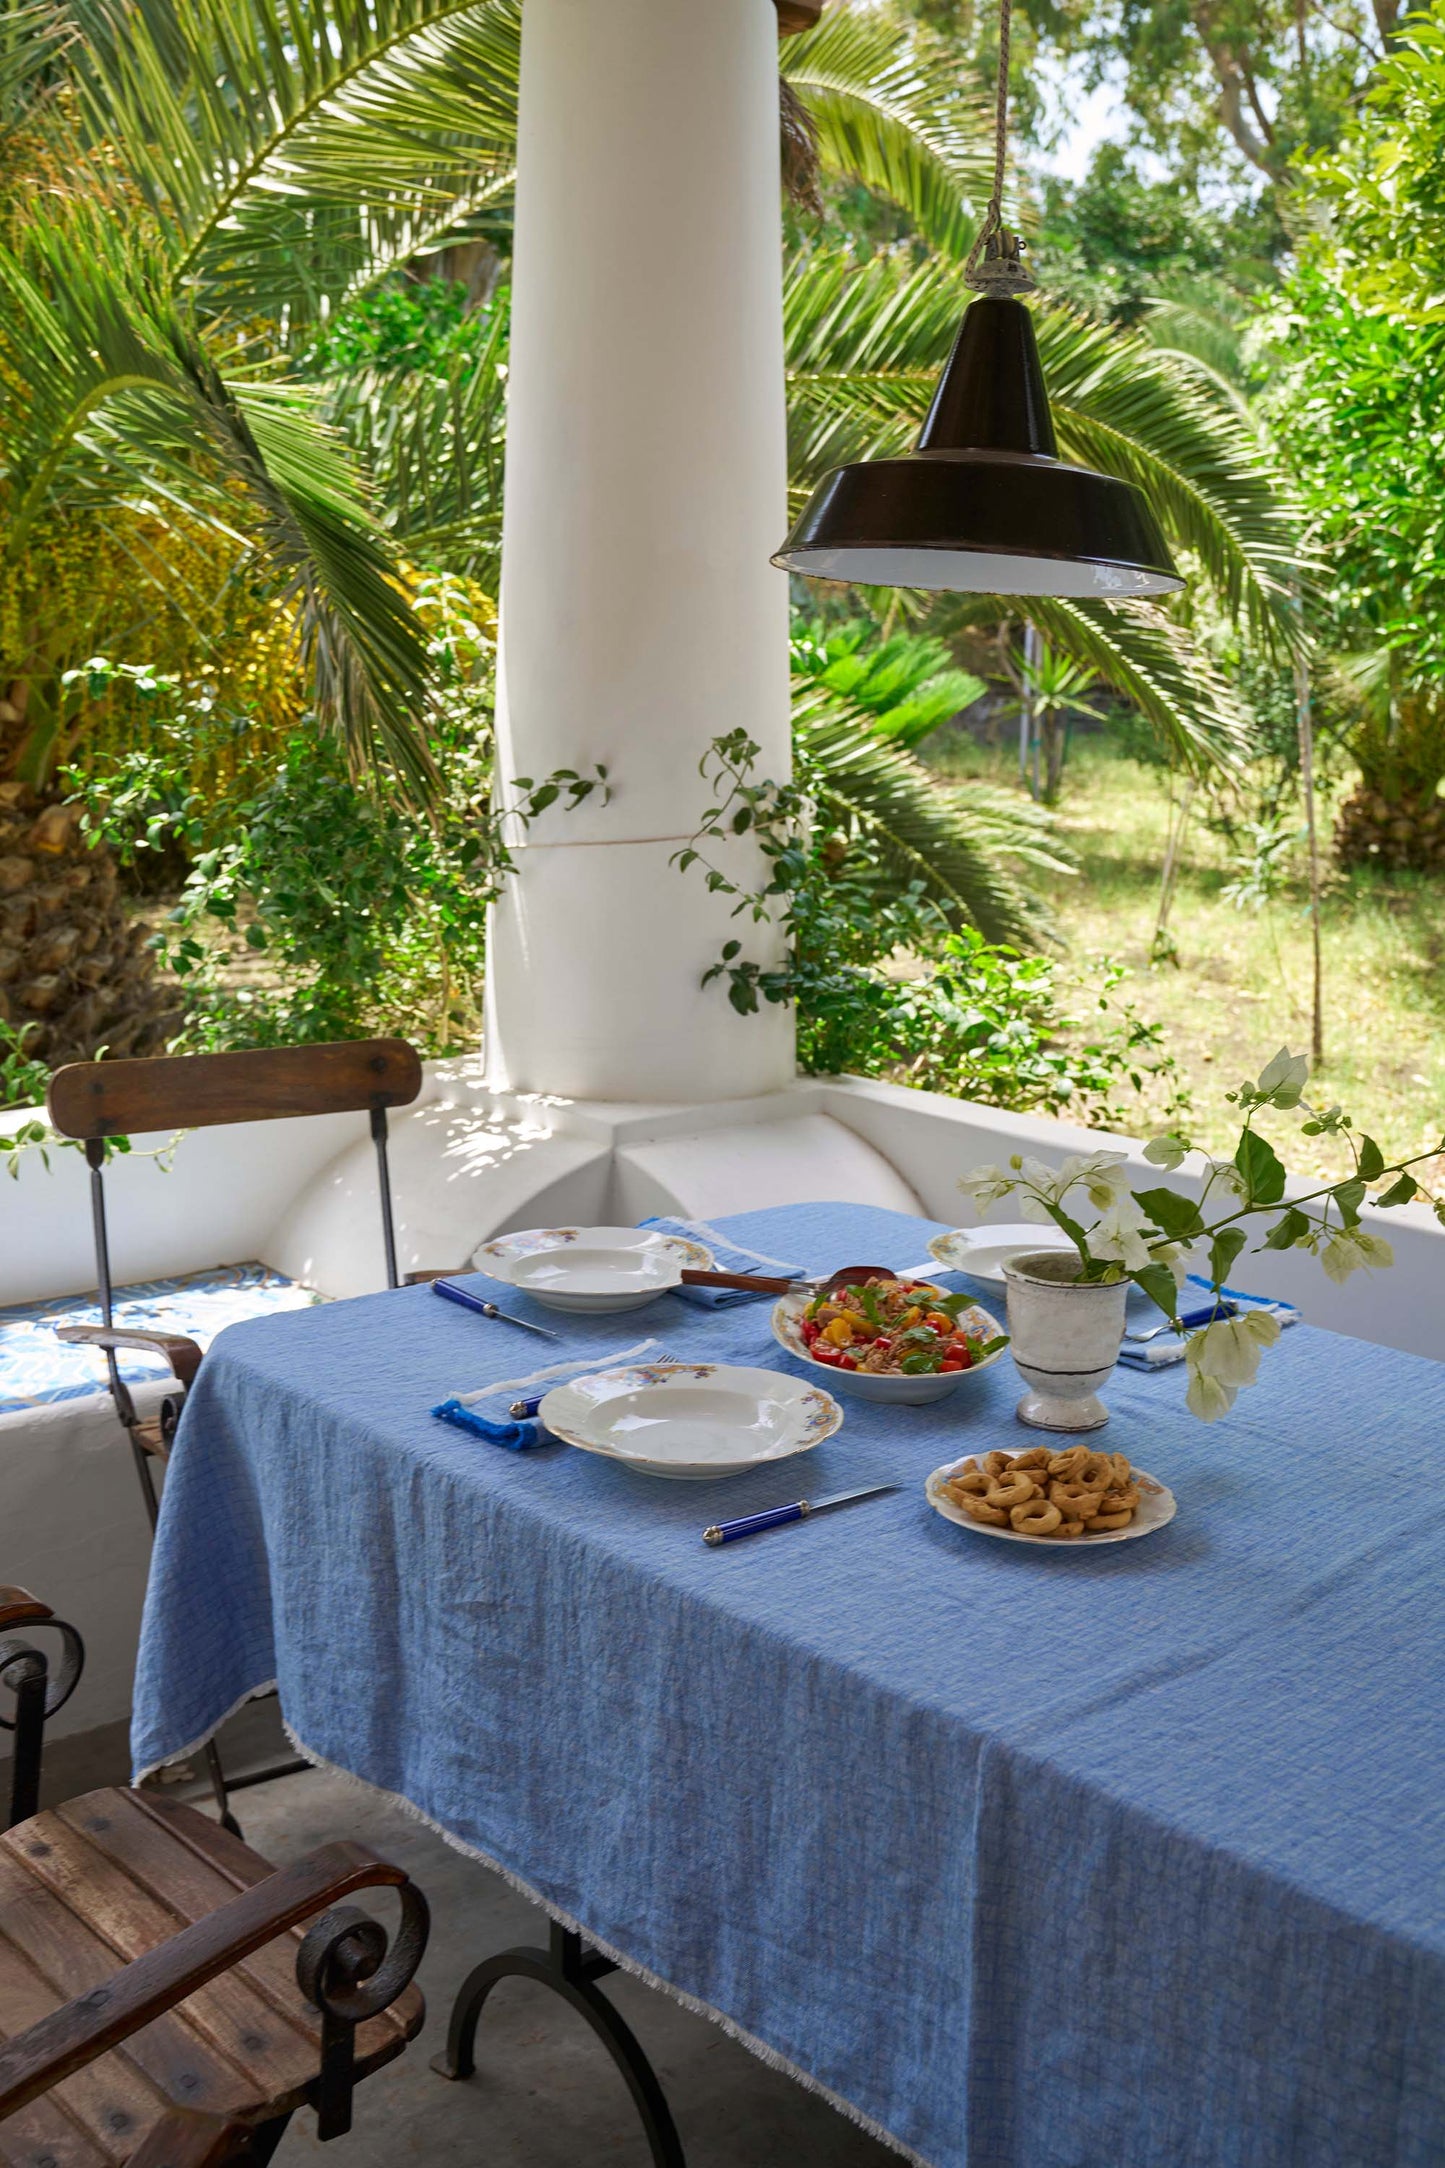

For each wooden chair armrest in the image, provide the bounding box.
[0,1588,52,1634]
[55,1324,204,1388]
[0,1842,415,2120]
[130,2110,251,2167]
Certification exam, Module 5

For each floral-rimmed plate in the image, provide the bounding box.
[538,1362,843,1479]
[771,1288,1009,1404]
[925,1455,1176,1548]
[470,1226,713,1314]
[928,1224,1076,1286]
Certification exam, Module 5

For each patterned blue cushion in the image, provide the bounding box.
[0,1264,322,1413]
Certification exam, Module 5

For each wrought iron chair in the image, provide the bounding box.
[44,1039,431,1831]
[0,1586,429,2164]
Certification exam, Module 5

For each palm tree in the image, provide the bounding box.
[0,0,1299,1060]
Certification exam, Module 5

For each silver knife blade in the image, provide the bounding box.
[804,1482,899,1517]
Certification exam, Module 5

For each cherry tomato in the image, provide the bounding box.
[940,1357,963,1372]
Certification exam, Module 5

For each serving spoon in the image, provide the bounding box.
[677,1262,943,1297]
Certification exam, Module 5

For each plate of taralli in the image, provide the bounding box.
[926,1444,1175,1548]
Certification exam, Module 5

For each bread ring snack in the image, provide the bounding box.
[1047,1446,1091,1480]
[952,1471,992,1496]
[1011,1445,1052,1471]
[1055,1519,1086,1538]
[958,1492,1010,1526]
[986,1473,1038,1509]
[1081,1451,1115,1490]
[1087,1508,1134,1531]
[1049,1481,1105,1518]
[957,1457,980,1476]
[1010,1499,1063,1536]
[981,1450,1013,1478]
[1110,1453,1132,1487]
[1100,1484,1140,1514]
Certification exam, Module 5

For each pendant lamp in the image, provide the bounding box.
[772,1,1183,600]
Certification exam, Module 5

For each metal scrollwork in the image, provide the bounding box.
[296,1884,430,2139]
[1,1616,85,1830]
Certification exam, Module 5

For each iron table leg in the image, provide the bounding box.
[431,1920,685,2167]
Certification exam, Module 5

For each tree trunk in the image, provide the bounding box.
[0,783,182,1074]
[1334,783,1445,872]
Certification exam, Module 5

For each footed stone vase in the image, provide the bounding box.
[1002,1250,1129,1432]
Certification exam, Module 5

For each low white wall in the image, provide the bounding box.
[819,1075,1445,1361]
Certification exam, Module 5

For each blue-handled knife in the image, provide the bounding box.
[703,1483,897,1546]
[431,1277,560,1340]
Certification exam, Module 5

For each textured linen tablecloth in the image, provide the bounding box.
[131,1203,1445,2168]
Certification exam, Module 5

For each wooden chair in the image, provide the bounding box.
[0,1587,428,2166]
[44,1040,430,1830]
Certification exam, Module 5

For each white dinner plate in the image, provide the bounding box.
[538,1361,843,1479]
[928,1223,1077,1285]
[771,1286,1008,1404]
[925,1455,1176,1548]
[470,1226,713,1313]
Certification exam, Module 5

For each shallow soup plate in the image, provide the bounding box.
[471,1225,713,1313]
[538,1361,844,1479]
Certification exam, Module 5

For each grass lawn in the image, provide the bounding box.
[926,731,1445,1189]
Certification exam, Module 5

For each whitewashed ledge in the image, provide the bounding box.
[2,1062,1441,1743]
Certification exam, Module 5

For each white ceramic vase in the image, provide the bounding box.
[1001,1250,1129,1432]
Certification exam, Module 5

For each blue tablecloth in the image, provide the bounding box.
[132,1203,1445,2168]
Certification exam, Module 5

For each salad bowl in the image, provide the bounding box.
[771,1275,1009,1405]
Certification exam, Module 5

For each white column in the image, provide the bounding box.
[485,0,795,1104]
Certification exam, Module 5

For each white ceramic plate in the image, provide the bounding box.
[539,1361,843,1479]
[770,1285,1008,1405]
[925,1455,1176,1548]
[928,1223,1077,1286]
[470,1226,713,1314]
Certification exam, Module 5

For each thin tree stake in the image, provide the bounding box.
[1296,655,1324,1064]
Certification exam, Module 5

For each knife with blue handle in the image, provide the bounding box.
[431,1277,560,1340]
[704,1483,897,1546]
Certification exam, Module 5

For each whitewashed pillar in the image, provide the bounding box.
[484,0,795,1103]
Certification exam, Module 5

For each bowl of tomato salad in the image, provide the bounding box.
[771,1275,1009,1404]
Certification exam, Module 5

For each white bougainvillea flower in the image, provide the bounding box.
[956,1165,1019,1214]
[1186,1309,1281,1398]
[1185,1368,1236,1421]
[1205,1157,1249,1202]
[1321,1226,1395,1284]
[1089,1195,1153,1269]
[1256,1047,1310,1107]
[1143,1132,1190,1169]
[1151,1241,1190,1287]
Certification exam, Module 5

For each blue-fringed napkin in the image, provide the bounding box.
[431,1336,666,1447]
[1116,1276,1301,1371]
[639,1216,805,1308]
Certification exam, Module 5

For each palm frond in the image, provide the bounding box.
[61,0,519,317]
[0,203,436,792]
[794,682,1063,947]
[781,9,991,260]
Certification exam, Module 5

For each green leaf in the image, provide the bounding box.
[1263,1206,1311,1249]
[975,1335,1010,1357]
[1234,1128,1287,1206]
[1132,1186,1205,1240]
[1209,1226,1247,1284]
[1130,1262,1182,1318]
[1377,1172,1419,1208]
[1333,1178,1367,1227]
[1357,1135,1385,1181]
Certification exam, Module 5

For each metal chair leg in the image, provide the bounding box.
[204,1738,244,1840]
[431,1921,685,2168]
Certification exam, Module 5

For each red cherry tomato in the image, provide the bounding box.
[940,1358,963,1372]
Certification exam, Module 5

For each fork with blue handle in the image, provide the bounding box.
[507,1348,681,1418]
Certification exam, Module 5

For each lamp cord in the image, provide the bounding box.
[964,0,1036,295]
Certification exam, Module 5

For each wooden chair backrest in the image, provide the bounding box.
[46,1039,423,1141]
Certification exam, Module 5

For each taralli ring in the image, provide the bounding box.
[1010,1499,1063,1536]
[986,1474,1039,1509]
[982,1450,1014,1478]
[1050,1481,1105,1518]
[1047,1446,1091,1480]
[952,1471,992,1496]
[958,1493,1010,1526]
[1087,1509,1134,1530]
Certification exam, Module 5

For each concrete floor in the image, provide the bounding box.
[232,1763,902,2168]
